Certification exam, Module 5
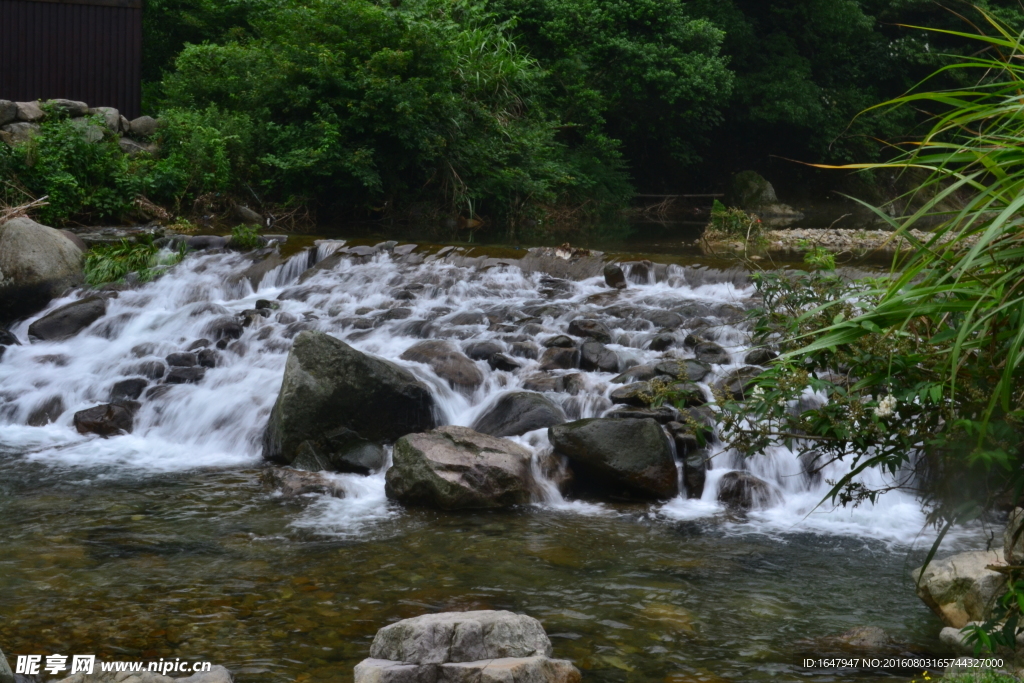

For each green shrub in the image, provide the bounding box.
[230,223,261,249]
[84,238,186,286]
[0,112,134,224]
[704,200,763,244]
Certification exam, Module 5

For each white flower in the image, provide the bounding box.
[874,394,897,418]
[751,386,765,398]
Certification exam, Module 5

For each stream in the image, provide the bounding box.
[0,240,981,682]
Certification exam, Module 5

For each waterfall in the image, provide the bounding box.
[0,245,936,544]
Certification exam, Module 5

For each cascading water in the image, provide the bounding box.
[0,243,947,545]
[2,241,992,683]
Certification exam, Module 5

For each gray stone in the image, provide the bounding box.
[655,359,711,382]
[463,340,503,361]
[370,611,553,664]
[717,471,777,510]
[119,114,131,133]
[0,100,17,126]
[487,353,521,372]
[0,217,86,323]
[28,296,106,341]
[567,318,612,344]
[609,381,651,407]
[549,417,678,499]
[603,262,627,289]
[110,377,148,402]
[16,101,45,122]
[744,347,777,366]
[129,115,160,138]
[74,403,133,437]
[640,310,684,328]
[648,333,675,352]
[913,550,1006,628]
[386,426,535,509]
[727,170,779,209]
[71,117,106,143]
[579,340,619,373]
[472,391,567,437]
[89,106,121,132]
[47,99,89,117]
[440,657,581,683]
[166,352,197,367]
[352,659,429,683]
[0,647,12,683]
[695,341,730,365]
[683,451,709,498]
[1,121,40,144]
[166,366,206,384]
[27,395,65,426]
[119,137,155,157]
[538,346,579,371]
[542,335,576,348]
[715,366,763,400]
[401,340,484,392]
[263,332,438,467]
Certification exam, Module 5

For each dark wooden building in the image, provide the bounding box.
[1,0,143,119]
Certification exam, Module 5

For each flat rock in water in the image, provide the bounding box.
[400,340,484,392]
[263,331,437,467]
[472,391,567,437]
[549,417,678,499]
[28,296,106,341]
[695,341,730,365]
[385,426,535,509]
[370,610,553,664]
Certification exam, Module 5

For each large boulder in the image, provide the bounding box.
[262,332,438,469]
[28,296,107,341]
[471,391,567,437]
[385,426,535,509]
[0,217,86,324]
[400,340,484,392]
[913,550,1007,628]
[548,417,678,499]
[356,611,580,683]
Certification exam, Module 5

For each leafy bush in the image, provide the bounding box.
[158,0,630,222]
[704,200,762,243]
[230,224,261,249]
[0,112,134,224]
[84,238,186,285]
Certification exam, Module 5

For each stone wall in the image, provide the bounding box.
[0,98,158,155]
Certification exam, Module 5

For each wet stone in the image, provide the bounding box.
[649,333,675,352]
[187,338,211,351]
[654,359,711,382]
[609,382,652,407]
[603,262,627,289]
[543,335,576,349]
[27,395,65,426]
[604,405,680,424]
[488,353,522,372]
[166,352,197,367]
[381,307,413,321]
[717,471,777,510]
[695,342,730,365]
[579,341,619,373]
[197,348,219,368]
[166,367,206,384]
[464,340,503,361]
[110,377,148,402]
[744,347,778,366]
[510,341,539,359]
[73,403,133,437]
[539,347,580,371]
[567,319,612,344]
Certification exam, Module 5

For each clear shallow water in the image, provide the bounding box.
[0,244,978,681]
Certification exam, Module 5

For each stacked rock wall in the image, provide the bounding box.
[0,98,158,154]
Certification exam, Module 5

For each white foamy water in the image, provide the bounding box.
[0,243,952,546]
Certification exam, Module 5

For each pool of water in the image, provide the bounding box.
[0,454,960,683]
